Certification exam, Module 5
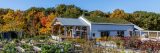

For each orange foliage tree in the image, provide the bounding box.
[39,13,56,35]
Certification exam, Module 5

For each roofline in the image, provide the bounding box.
[54,17,89,26]
[54,16,134,26]
[82,16,133,25]
[56,17,78,19]
[91,23,134,26]
[61,25,89,26]
[79,16,91,23]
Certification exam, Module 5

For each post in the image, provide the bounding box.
[58,26,62,36]
[80,26,82,39]
[64,26,67,37]
[140,31,141,37]
[87,26,90,40]
[51,26,53,35]
[157,32,159,38]
[73,26,76,38]
[148,31,149,38]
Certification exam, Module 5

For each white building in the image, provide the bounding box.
[52,16,144,39]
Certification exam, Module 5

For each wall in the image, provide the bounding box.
[109,31,117,36]
[91,24,134,38]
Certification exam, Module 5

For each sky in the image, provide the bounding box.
[0,0,160,13]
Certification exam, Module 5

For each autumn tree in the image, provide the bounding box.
[24,7,45,36]
[1,10,24,32]
[1,4,160,36]
[89,10,106,17]
[39,13,56,35]
[110,9,128,18]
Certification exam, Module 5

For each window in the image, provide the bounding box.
[101,31,110,37]
[82,27,87,31]
[92,33,95,37]
[130,31,132,36]
[117,31,124,37]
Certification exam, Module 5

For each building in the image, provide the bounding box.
[52,16,143,39]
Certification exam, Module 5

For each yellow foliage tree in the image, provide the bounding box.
[110,9,128,18]
[1,10,24,32]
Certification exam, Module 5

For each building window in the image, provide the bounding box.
[130,31,132,36]
[92,33,95,37]
[101,31,110,37]
[117,31,124,37]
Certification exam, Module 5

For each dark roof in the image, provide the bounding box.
[56,18,88,26]
[84,16,132,24]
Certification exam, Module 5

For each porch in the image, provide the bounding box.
[52,18,90,39]
[53,25,89,39]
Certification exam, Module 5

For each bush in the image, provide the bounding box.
[3,43,16,53]
[21,44,33,51]
[65,38,86,44]
[41,42,72,53]
[33,35,49,40]
[140,40,160,51]
[123,37,142,49]
[99,37,108,41]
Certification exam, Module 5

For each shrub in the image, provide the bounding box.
[123,36,142,49]
[140,40,160,51]
[41,42,72,53]
[21,44,33,51]
[65,38,86,44]
[99,37,108,41]
[3,43,16,53]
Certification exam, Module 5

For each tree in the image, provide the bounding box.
[89,10,106,17]
[110,9,128,18]
[39,13,56,35]
[1,10,24,32]
[129,11,160,30]
[55,4,83,18]
[45,7,55,15]
[1,4,160,36]
[24,7,45,36]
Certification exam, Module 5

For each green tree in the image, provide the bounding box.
[45,7,55,15]
[55,4,82,18]
[128,11,160,30]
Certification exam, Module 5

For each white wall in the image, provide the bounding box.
[91,31,101,38]
[91,24,134,38]
[78,16,134,38]
[109,31,117,36]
